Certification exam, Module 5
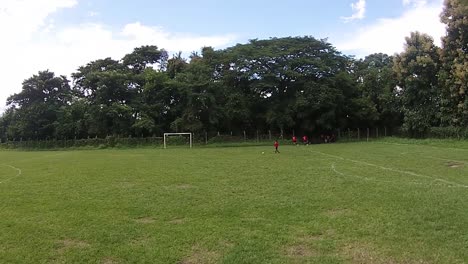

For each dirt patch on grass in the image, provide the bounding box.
[302,229,336,239]
[446,162,464,168]
[101,257,119,264]
[341,242,430,264]
[135,217,156,224]
[283,230,337,260]
[445,162,464,169]
[218,240,235,248]
[325,229,337,237]
[130,236,151,246]
[241,217,265,222]
[179,245,220,264]
[56,239,90,254]
[118,181,136,188]
[342,243,382,264]
[176,184,194,189]
[284,244,317,258]
[163,184,196,191]
[324,208,352,218]
[297,233,325,242]
[169,218,186,224]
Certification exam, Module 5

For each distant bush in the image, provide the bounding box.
[428,127,468,139]
[208,135,244,144]
[0,136,164,150]
[165,135,191,145]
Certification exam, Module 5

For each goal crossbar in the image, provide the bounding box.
[163,133,192,149]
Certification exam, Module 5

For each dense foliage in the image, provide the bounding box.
[0,0,466,141]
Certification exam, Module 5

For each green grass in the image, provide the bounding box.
[1,139,468,263]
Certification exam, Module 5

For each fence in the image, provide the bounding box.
[0,127,405,150]
[335,127,394,143]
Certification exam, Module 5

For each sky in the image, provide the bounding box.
[0,0,446,112]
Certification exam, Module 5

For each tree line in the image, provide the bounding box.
[0,0,466,141]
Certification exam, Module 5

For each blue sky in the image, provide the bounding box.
[51,0,411,48]
[0,0,446,111]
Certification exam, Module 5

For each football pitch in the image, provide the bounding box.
[1,139,468,263]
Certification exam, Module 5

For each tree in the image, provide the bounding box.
[122,45,168,74]
[134,69,174,136]
[73,58,135,137]
[5,70,72,139]
[167,52,188,79]
[356,53,402,128]
[439,0,468,126]
[0,107,16,141]
[394,32,441,137]
[170,48,223,133]
[223,37,352,132]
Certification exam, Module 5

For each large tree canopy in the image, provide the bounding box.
[4,71,72,139]
[394,32,441,137]
[440,0,468,126]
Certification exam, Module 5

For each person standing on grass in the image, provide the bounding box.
[302,135,308,145]
[274,140,280,153]
[292,136,297,145]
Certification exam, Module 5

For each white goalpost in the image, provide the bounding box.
[163,133,193,149]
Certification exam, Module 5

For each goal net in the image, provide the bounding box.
[163,133,193,149]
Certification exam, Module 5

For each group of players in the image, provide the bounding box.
[274,134,336,153]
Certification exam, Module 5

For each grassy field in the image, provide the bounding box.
[1,139,468,263]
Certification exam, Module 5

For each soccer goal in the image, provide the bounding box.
[163,133,193,149]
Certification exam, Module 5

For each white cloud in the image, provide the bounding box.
[403,0,428,7]
[341,0,366,22]
[121,22,236,53]
[0,1,237,113]
[0,0,77,43]
[336,0,445,57]
[87,11,99,17]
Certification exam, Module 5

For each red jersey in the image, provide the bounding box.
[302,136,308,142]
[292,136,297,142]
[274,141,279,148]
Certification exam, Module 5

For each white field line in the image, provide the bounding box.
[331,163,451,187]
[0,164,22,184]
[0,152,67,184]
[331,163,373,182]
[311,150,468,189]
[376,141,468,152]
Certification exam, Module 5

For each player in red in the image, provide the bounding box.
[274,140,280,153]
[302,135,308,145]
[292,136,297,145]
